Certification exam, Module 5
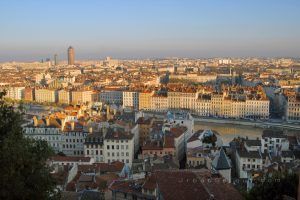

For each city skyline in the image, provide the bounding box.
[0,0,300,62]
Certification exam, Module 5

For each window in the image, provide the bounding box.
[112,145,114,150]
[107,145,110,149]
[96,150,98,155]
[126,145,129,150]
[87,150,89,155]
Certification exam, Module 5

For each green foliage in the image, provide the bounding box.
[202,134,217,146]
[246,171,298,200]
[0,91,60,200]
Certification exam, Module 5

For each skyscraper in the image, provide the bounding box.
[68,46,75,65]
[54,54,58,66]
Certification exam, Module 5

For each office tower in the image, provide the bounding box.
[68,46,75,65]
[54,54,58,66]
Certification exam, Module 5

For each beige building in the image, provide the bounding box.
[58,90,71,104]
[150,94,168,111]
[71,90,96,104]
[285,94,300,122]
[137,86,270,120]
[35,89,58,103]
[138,91,153,110]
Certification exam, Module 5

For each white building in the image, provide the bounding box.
[84,132,104,162]
[103,128,135,166]
[99,89,123,104]
[23,126,63,153]
[261,130,289,155]
[23,116,88,156]
[236,149,263,179]
[123,91,139,110]
[50,156,94,166]
[212,148,232,183]
[5,87,25,100]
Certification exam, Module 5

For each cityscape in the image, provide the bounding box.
[1,1,300,200]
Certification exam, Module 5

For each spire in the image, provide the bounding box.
[212,148,231,170]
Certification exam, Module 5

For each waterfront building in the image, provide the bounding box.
[35,88,58,103]
[58,89,71,104]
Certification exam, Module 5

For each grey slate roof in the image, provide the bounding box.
[245,139,261,147]
[212,148,231,170]
[236,149,261,159]
[262,130,287,139]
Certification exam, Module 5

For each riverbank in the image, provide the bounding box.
[193,117,300,131]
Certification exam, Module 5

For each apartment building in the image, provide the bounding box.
[71,90,96,104]
[35,88,58,103]
[285,93,300,122]
[140,86,270,120]
[104,128,135,166]
[84,132,104,162]
[5,86,25,100]
[24,87,35,101]
[150,93,168,112]
[99,89,123,105]
[23,115,88,156]
[138,91,153,110]
[58,89,71,104]
[123,91,139,110]
[261,130,289,155]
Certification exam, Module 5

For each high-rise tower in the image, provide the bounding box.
[54,54,58,66]
[68,46,75,65]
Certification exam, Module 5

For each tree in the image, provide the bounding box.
[0,91,60,199]
[246,171,298,200]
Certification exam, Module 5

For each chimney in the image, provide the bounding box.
[102,127,107,137]
[45,117,50,126]
[61,118,66,131]
[33,116,38,127]
[71,121,75,131]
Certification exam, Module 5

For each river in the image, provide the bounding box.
[194,121,299,145]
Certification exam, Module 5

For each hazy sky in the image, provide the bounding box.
[0,0,300,61]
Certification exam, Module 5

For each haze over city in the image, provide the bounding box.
[1,1,300,200]
[1,0,300,62]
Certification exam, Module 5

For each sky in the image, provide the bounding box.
[0,0,300,62]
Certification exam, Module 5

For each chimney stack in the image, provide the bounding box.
[71,121,75,131]
[33,116,38,127]
[102,127,107,137]
[61,118,66,131]
[45,117,50,126]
